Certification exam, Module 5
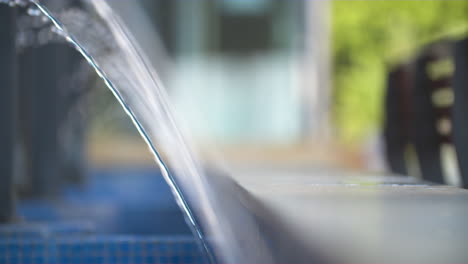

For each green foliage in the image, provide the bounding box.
[332,0,468,143]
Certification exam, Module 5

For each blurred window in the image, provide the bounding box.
[219,14,272,54]
[219,0,274,54]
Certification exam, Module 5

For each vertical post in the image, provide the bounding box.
[30,42,62,197]
[17,14,37,193]
[383,68,408,175]
[453,38,468,188]
[412,54,444,184]
[29,0,75,197]
[31,0,60,196]
[0,4,17,222]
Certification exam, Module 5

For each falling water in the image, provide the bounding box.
[10,0,274,262]
[28,0,214,261]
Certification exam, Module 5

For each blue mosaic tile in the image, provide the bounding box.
[0,235,208,264]
[0,222,94,239]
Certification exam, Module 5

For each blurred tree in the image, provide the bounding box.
[332,0,468,143]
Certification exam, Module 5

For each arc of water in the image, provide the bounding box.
[27,1,215,262]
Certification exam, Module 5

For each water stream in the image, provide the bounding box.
[29,0,214,261]
[7,1,274,262]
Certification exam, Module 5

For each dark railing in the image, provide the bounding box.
[384,38,468,188]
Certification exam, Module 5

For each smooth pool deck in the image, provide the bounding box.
[229,165,468,263]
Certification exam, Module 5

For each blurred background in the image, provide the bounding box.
[88,0,333,168]
[86,0,468,170]
[2,0,468,262]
